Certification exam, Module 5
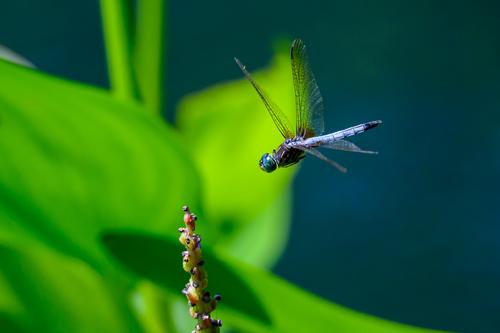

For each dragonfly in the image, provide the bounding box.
[235,39,382,173]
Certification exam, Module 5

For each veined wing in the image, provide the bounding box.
[291,39,325,138]
[293,145,347,173]
[323,140,378,154]
[235,57,294,139]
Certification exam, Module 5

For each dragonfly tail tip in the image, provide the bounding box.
[365,121,382,131]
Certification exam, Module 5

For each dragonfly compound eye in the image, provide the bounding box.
[259,153,277,173]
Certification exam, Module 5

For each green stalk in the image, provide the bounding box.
[134,0,166,115]
[100,0,138,101]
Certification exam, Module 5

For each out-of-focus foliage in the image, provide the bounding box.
[133,0,165,114]
[0,241,142,333]
[0,60,200,266]
[0,59,199,332]
[100,0,164,113]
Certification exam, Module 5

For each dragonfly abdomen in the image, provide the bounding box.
[302,120,382,147]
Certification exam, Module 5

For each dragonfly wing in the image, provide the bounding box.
[235,57,294,139]
[323,139,378,154]
[294,145,347,173]
[291,39,325,138]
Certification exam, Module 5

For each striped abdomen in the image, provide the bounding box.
[302,120,382,147]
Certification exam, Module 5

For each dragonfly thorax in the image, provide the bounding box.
[259,153,277,173]
[273,142,305,169]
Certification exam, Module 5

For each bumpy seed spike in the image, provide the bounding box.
[179,206,222,332]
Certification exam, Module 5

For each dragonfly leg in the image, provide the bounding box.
[323,139,378,154]
[294,145,347,173]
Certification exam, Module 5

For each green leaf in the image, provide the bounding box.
[0,241,142,333]
[226,189,292,268]
[176,43,297,267]
[0,315,29,333]
[103,232,446,333]
[0,60,201,268]
[0,272,28,333]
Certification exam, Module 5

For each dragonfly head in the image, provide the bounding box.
[259,153,277,173]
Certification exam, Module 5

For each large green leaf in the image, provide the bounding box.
[176,43,297,267]
[0,241,142,333]
[0,270,28,333]
[103,232,446,333]
[0,60,201,268]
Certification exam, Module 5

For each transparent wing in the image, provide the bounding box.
[291,39,325,138]
[235,57,294,139]
[323,140,378,154]
[293,145,347,173]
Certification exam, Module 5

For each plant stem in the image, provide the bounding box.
[99,0,138,101]
[134,0,166,115]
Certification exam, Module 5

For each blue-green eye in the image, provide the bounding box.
[259,153,277,173]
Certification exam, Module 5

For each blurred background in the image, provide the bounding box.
[1,0,499,332]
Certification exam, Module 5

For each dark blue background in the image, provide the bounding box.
[2,1,499,332]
